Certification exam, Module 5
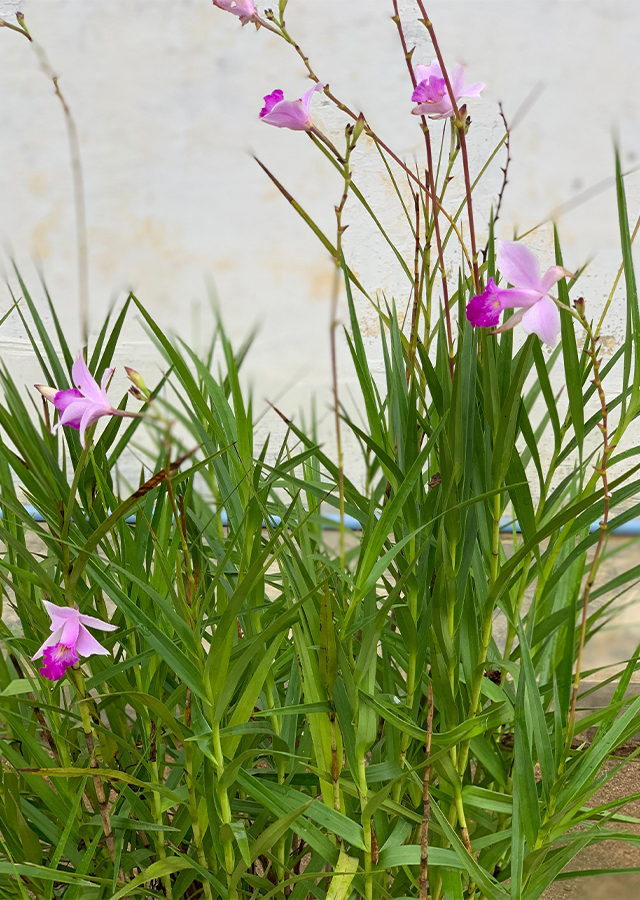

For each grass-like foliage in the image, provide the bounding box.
[2,3,640,899]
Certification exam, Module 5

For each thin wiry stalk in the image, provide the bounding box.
[331,126,356,572]
[492,103,511,234]
[258,5,474,276]
[22,15,90,345]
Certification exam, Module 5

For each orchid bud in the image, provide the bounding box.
[353,113,366,143]
[573,297,585,316]
[35,384,59,404]
[125,367,150,399]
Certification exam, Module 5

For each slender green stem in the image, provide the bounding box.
[357,751,373,900]
[212,722,236,898]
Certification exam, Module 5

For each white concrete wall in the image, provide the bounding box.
[0,0,639,473]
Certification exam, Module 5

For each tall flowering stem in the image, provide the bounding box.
[391,1,454,374]
[566,301,612,743]
[16,14,90,345]
[260,4,474,279]
[332,125,357,573]
[416,1,481,294]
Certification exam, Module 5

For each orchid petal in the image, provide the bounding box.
[212,0,256,22]
[450,64,466,95]
[72,354,103,404]
[461,81,485,98]
[494,287,545,309]
[260,83,323,131]
[414,62,442,83]
[79,405,107,450]
[42,601,79,624]
[75,625,110,657]
[100,368,115,396]
[59,617,80,647]
[31,624,65,660]
[53,388,84,412]
[493,309,526,334]
[78,613,118,632]
[521,295,561,347]
[260,99,311,130]
[497,240,543,291]
[301,82,324,113]
[59,399,90,430]
[412,98,454,119]
[540,265,571,294]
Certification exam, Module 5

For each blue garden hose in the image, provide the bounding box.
[10,506,640,534]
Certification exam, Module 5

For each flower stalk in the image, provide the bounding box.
[418,679,434,900]
[69,667,120,871]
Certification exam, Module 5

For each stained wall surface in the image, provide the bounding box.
[0,0,639,473]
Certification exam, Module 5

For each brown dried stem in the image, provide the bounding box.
[493,103,511,232]
[408,183,421,375]
[391,1,454,374]
[416,1,481,293]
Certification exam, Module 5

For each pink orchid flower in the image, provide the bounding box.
[36,353,130,449]
[466,240,571,347]
[411,61,484,120]
[31,601,117,681]
[260,83,324,131]
[212,0,256,25]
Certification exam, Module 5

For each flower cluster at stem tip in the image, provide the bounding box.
[212,0,571,348]
[36,352,145,448]
[36,353,118,449]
